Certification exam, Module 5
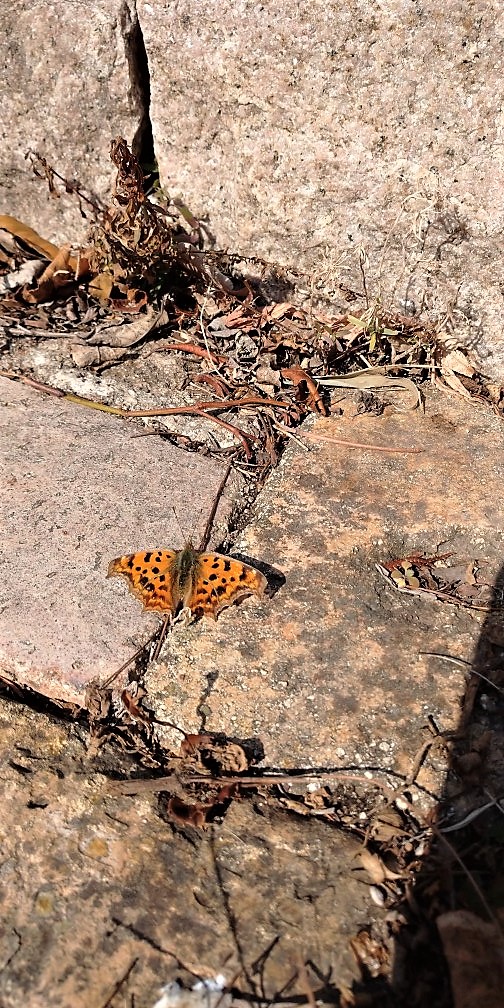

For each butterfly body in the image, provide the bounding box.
[107,542,267,619]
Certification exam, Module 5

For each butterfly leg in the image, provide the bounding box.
[151,605,194,661]
[151,612,173,662]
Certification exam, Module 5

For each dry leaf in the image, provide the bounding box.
[261,301,295,323]
[0,215,87,276]
[166,796,209,830]
[441,349,476,377]
[0,214,61,261]
[435,370,473,399]
[180,733,214,757]
[281,364,328,414]
[355,848,402,883]
[110,287,148,313]
[349,929,390,977]
[21,245,89,304]
[88,272,114,303]
[121,688,153,729]
[70,344,133,367]
[78,305,161,348]
[318,367,421,410]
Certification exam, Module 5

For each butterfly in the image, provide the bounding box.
[107,542,267,620]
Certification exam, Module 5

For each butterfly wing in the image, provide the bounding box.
[187,552,267,619]
[107,549,179,613]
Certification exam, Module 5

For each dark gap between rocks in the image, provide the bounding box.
[121,0,155,173]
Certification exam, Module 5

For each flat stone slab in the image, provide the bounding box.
[0,376,231,702]
[148,390,504,790]
[0,699,368,1007]
[1,384,503,1006]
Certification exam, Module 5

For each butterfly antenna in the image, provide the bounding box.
[170,505,189,543]
[198,462,233,551]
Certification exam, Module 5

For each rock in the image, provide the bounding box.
[1,379,503,1005]
[139,0,504,380]
[0,698,368,1006]
[0,0,148,243]
[438,910,504,1008]
[0,375,231,702]
[148,388,504,794]
[2,2,504,377]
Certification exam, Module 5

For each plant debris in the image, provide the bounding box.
[376,552,504,612]
[1,139,501,485]
[2,138,504,1008]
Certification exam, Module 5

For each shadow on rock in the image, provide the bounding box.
[391,560,504,1008]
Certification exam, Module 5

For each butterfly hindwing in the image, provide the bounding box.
[186,552,267,619]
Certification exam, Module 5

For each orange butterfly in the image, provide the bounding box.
[108,542,267,620]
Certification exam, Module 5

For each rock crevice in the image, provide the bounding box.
[120,0,154,169]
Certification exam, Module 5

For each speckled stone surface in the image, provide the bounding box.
[148,389,504,783]
[0,0,144,243]
[139,0,504,379]
[1,383,503,1005]
[0,375,231,701]
[0,700,367,1007]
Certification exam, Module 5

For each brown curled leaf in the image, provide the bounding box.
[121,688,153,729]
[166,795,210,830]
[23,245,89,303]
[180,733,214,757]
[281,364,328,415]
[109,287,148,313]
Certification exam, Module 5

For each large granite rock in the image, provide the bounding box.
[140,0,504,379]
[2,0,503,378]
[0,0,148,242]
[0,375,232,702]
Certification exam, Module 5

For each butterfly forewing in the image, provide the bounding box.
[107,549,179,613]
